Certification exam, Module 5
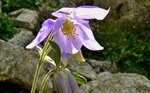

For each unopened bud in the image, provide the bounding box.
[54,70,79,93]
[54,71,71,93]
[67,71,79,93]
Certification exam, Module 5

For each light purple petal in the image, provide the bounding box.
[77,6,99,8]
[81,38,104,50]
[54,29,82,54]
[77,23,104,50]
[63,34,82,54]
[52,7,75,17]
[71,37,82,53]
[72,37,82,51]
[75,6,110,20]
[26,19,55,49]
[54,29,73,53]
[73,13,89,24]
[54,29,66,51]
[63,37,73,53]
[74,24,89,40]
[54,17,66,34]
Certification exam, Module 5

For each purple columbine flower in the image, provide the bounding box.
[26,6,110,54]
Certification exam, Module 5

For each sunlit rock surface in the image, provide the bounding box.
[68,57,97,80]
[0,30,53,93]
[80,72,150,93]
[87,59,117,74]
[0,25,150,93]
[10,9,39,31]
[9,8,25,17]
[8,28,34,47]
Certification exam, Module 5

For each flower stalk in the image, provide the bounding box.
[31,61,42,93]
[31,29,54,93]
[39,69,56,93]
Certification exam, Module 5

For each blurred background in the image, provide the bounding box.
[0,0,150,93]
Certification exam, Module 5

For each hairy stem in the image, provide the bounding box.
[31,29,54,93]
[31,61,43,93]
[39,69,56,93]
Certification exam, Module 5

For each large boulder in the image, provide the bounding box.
[9,8,25,17]
[8,28,34,47]
[68,56,97,80]
[80,72,150,93]
[0,30,53,93]
[10,9,39,31]
[39,4,55,20]
[87,59,117,73]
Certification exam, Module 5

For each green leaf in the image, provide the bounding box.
[72,72,87,84]
[36,46,56,66]
[49,41,61,66]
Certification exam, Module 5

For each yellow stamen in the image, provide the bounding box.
[61,19,79,40]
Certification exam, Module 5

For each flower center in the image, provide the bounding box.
[61,19,79,40]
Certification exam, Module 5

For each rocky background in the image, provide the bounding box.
[0,0,150,93]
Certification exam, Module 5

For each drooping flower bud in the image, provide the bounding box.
[54,70,79,93]
[67,71,79,93]
[54,71,71,93]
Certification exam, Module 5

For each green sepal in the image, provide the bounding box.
[71,50,85,62]
[49,41,61,66]
[72,72,87,84]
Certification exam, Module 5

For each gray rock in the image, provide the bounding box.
[93,0,111,9]
[57,0,93,7]
[39,4,55,20]
[87,59,117,73]
[68,56,97,80]
[59,0,76,7]
[8,28,34,47]
[0,1,1,12]
[13,9,39,31]
[9,8,25,17]
[80,72,150,93]
[0,40,53,92]
[38,4,56,33]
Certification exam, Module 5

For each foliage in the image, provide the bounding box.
[82,17,150,79]
[49,41,61,66]
[72,72,87,84]
[0,13,18,41]
[1,0,43,13]
[46,1,59,9]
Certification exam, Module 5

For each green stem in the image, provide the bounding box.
[39,69,56,93]
[31,29,54,93]
[43,46,52,58]
[31,61,42,93]
[40,29,54,61]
